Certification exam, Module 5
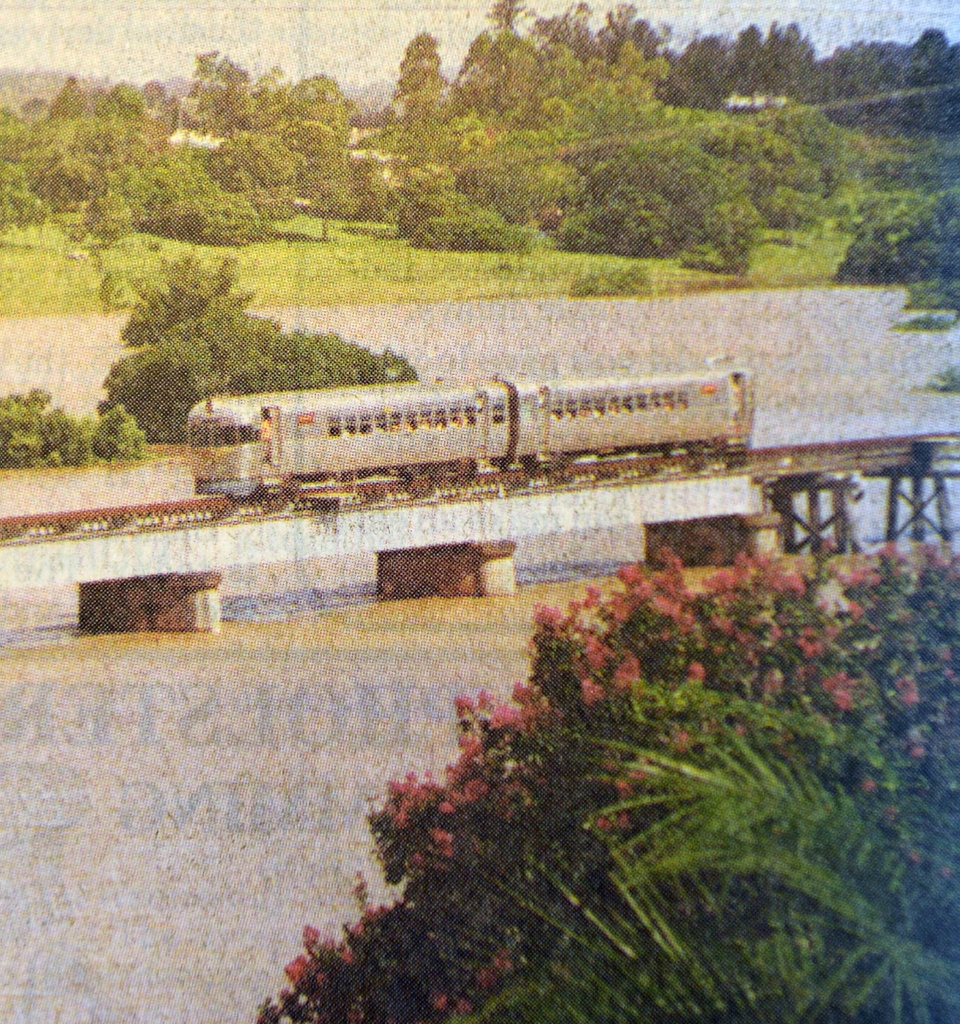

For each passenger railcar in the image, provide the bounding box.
[186,371,754,499]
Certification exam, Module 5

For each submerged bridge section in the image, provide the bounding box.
[0,433,955,633]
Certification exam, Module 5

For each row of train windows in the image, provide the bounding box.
[326,405,506,438]
[550,390,690,420]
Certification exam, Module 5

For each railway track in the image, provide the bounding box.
[0,433,952,548]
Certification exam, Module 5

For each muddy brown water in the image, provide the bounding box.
[1,289,958,1023]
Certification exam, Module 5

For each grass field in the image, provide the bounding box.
[0,217,852,318]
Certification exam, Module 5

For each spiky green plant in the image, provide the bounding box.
[472,734,960,1024]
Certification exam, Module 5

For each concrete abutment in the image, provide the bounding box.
[376,541,517,600]
[78,572,222,634]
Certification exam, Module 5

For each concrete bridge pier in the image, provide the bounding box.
[376,541,517,600]
[78,572,222,634]
[644,513,781,567]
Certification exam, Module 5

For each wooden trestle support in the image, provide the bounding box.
[867,440,956,546]
[764,473,862,555]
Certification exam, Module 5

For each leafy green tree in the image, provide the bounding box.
[0,163,45,230]
[189,51,253,136]
[837,191,939,284]
[93,83,146,121]
[394,33,446,126]
[0,389,143,467]
[46,76,88,121]
[91,403,147,461]
[103,257,416,441]
[84,189,133,245]
[121,254,251,348]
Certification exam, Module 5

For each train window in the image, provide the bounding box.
[622,395,633,413]
[651,392,661,409]
[406,411,418,431]
[593,397,605,416]
[434,409,447,429]
[663,390,675,411]
[450,406,462,427]
[390,412,403,432]
[238,424,260,443]
[608,396,620,414]
[328,416,341,438]
[465,407,477,427]
[358,415,372,435]
[418,409,432,429]
[375,412,389,432]
[345,414,357,436]
[551,402,563,420]
[678,390,690,410]
[492,404,506,425]
[578,401,591,418]
[637,393,648,411]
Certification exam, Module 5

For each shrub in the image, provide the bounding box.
[412,205,531,253]
[568,264,651,298]
[0,390,144,468]
[928,365,960,392]
[258,548,960,1024]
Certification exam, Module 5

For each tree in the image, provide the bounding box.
[837,191,939,284]
[0,389,143,467]
[0,163,45,231]
[46,76,88,121]
[84,190,133,246]
[190,51,253,136]
[103,257,416,441]
[394,33,445,125]
[488,0,527,34]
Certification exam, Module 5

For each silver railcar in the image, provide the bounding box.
[186,371,754,497]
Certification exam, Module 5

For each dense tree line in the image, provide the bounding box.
[0,6,955,280]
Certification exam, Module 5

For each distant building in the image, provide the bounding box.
[724,94,789,113]
[168,129,223,150]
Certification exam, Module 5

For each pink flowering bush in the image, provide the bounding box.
[258,547,960,1024]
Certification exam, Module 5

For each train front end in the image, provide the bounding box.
[186,397,266,498]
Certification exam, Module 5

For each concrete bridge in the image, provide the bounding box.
[0,434,956,634]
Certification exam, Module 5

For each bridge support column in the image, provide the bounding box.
[764,474,860,555]
[78,571,222,634]
[376,541,516,600]
[877,473,954,547]
[645,515,767,567]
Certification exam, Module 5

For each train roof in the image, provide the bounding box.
[189,370,750,420]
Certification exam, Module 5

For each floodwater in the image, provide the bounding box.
[0,288,959,1023]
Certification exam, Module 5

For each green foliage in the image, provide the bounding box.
[257,549,960,1024]
[568,263,651,297]
[0,162,45,230]
[102,256,417,441]
[394,33,446,125]
[927,365,960,391]
[84,189,133,245]
[115,152,268,245]
[0,389,143,467]
[557,137,761,272]
[895,314,957,332]
[413,200,532,253]
[837,191,939,284]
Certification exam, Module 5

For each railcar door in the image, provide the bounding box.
[728,372,753,443]
[261,406,282,467]
[476,390,489,461]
